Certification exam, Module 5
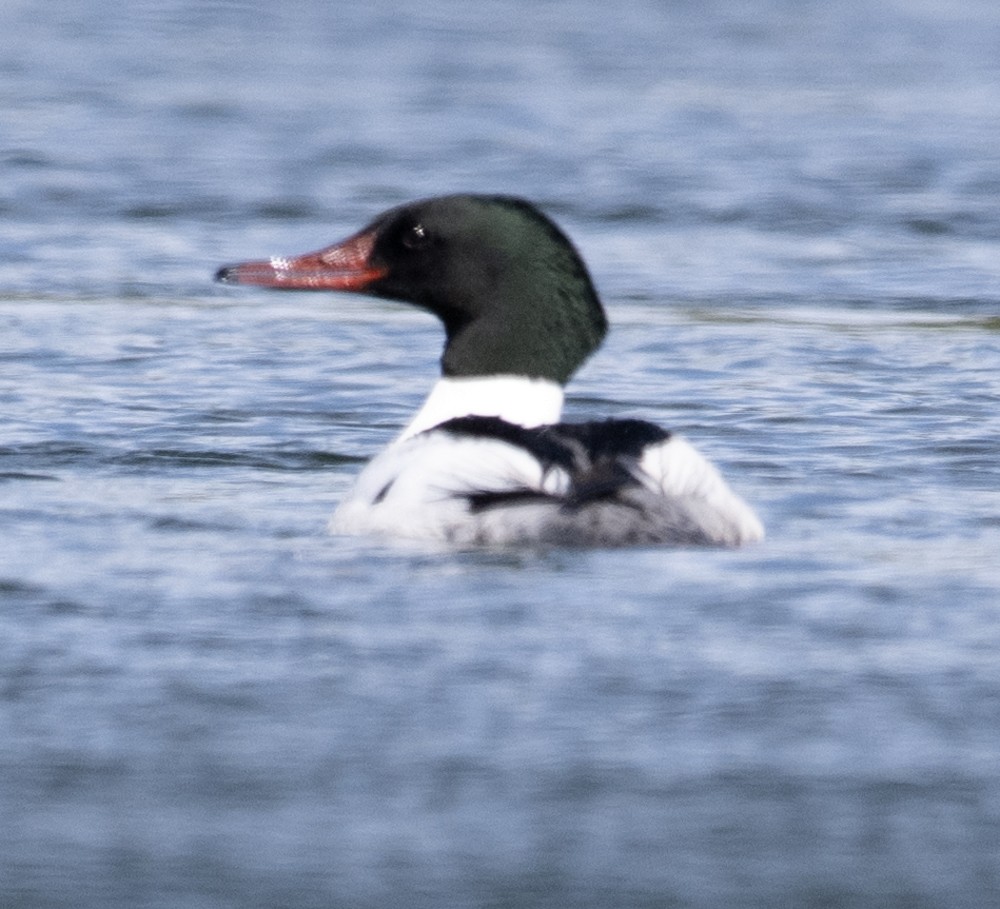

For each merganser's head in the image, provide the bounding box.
[216,194,608,385]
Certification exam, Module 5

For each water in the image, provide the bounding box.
[3,1,1000,906]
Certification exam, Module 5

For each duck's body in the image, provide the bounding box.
[217,194,763,547]
[329,375,761,547]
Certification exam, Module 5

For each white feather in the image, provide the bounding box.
[398,376,564,441]
[329,430,567,543]
[330,423,763,547]
[636,435,764,545]
[328,373,763,547]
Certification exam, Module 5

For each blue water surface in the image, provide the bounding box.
[3,1,1000,907]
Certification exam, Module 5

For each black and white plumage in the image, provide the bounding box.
[216,194,763,547]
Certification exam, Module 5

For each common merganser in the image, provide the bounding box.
[216,194,763,547]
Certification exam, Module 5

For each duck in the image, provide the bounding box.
[215,194,763,547]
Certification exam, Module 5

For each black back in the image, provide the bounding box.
[437,415,670,512]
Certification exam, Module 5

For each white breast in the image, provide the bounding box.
[328,426,763,548]
[397,375,564,440]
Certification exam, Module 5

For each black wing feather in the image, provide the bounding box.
[435,416,671,512]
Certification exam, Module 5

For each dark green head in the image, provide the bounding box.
[216,194,608,385]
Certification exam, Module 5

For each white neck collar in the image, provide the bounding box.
[397,375,565,441]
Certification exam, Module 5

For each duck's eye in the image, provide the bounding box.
[402,223,431,250]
